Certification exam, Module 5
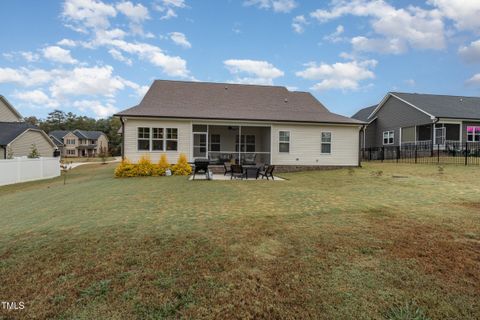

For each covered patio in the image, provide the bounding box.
[401,122,461,146]
[192,124,271,165]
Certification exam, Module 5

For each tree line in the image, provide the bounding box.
[24,110,122,156]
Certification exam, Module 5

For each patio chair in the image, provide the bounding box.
[224,162,232,176]
[243,153,256,165]
[192,159,210,180]
[258,165,275,180]
[230,164,245,180]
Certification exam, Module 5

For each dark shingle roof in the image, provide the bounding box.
[352,105,377,122]
[391,92,480,119]
[49,135,64,146]
[115,80,363,125]
[0,122,37,145]
[49,130,105,141]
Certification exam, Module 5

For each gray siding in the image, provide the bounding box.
[372,95,433,147]
[0,147,4,159]
[0,99,21,122]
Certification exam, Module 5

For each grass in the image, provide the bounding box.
[0,163,479,319]
[61,156,116,163]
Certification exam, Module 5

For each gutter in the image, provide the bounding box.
[120,116,125,161]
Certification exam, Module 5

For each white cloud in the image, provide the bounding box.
[13,90,59,108]
[323,25,345,43]
[0,67,53,86]
[153,0,186,20]
[466,73,480,86]
[108,48,133,65]
[42,46,78,64]
[62,0,117,31]
[73,99,118,118]
[458,39,480,63]
[351,36,407,54]
[57,38,77,47]
[116,1,149,23]
[404,79,416,86]
[224,59,284,85]
[244,0,297,13]
[169,32,191,48]
[429,0,480,31]
[296,59,377,91]
[20,51,40,62]
[310,0,445,53]
[292,15,307,34]
[49,65,127,98]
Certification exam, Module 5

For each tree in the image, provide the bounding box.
[28,144,40,158]
[23,116,39,126]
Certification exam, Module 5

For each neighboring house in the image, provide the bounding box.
[0,95,57,159]
[49,130,109,157]
[352,92,480,149]
[115,80,363,168]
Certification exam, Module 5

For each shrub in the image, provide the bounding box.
[172,153,192,176]
[114,159,137,177]
[136,155,155,176]
[28,144,40,158]
[153,154,170,176]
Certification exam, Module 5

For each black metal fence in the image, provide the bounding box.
[361,142,480,165]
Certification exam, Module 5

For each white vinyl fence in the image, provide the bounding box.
[0,157,60,186]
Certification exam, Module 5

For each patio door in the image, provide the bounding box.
[193,133,207,159]
[435,127,446,145]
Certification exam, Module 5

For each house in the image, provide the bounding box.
[49,130,109,157]
[0,95,57,159]
[352,92,480,149]
[115,80,363,169]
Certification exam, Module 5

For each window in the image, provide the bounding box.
[152,128,164,151]
[138,127,150,151]
[383,130,394,145]
[66,139,75,145]
[467,126,480,142]
[67,149,75,155]
[90,140,95,144]
[235,135,255,152]
[279,131,290,153]
[321,132,332,154]
[210,134,220,152]
[166,128,178,151]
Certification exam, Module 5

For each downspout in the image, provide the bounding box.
[359,125,365,167]
[120,116,125,161]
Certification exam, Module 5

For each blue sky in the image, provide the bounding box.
[1,0,480,119]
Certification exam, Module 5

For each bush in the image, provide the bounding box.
[114,159,137,177]
[153,154,170,176]
[172,153,192,176]
[136,155,155,176]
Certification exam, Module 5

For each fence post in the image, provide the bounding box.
[396,146,400,163]
[415,144,417,164]
[437,144,440,163]
[465,142,468,166]
[381,147,385,162]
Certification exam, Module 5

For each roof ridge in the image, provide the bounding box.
[153,79,290,91]
[391,91,480,99]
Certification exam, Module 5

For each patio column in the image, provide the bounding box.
[238,125,242,164]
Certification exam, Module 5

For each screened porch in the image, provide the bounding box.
[192,124,271,165]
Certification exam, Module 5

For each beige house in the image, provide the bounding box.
[116,80,363,169]
[49,130,109,157]
[0,96,57,159]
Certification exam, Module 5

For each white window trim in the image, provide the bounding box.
[383,130,395,145]
[278,130,290,153]
[320,131,332,155]
[137,127,178,152]
[467,126,480,142]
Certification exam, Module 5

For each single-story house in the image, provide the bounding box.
[49,130,109,157]
[0,95,57,159]
[115,80,364,169]
[352,92,480,149]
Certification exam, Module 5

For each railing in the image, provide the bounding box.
[362,142,480,165]
[204,151,270,165]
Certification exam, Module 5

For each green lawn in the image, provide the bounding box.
[0,163,479,319]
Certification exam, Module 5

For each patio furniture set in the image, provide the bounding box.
[191,159,275,180]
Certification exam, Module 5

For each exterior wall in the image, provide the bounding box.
[0,157,60,186]
[96,134,109,154]
[123,117,361,166]
[9,130,55,158]
[124,118,191,163]
[63,132,78,157]
[271,123,360,166]
[0,99,21,122]
[373,95,433,147]
[0,147,4,159]
[361,121,377,148]
[462,121,480,143]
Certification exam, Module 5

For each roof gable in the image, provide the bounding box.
[0,96,22,122]
[116,80,362,125]
[0,122,38,145]
[351,105,377,122]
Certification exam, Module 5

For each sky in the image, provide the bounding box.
[1,0,480,120]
